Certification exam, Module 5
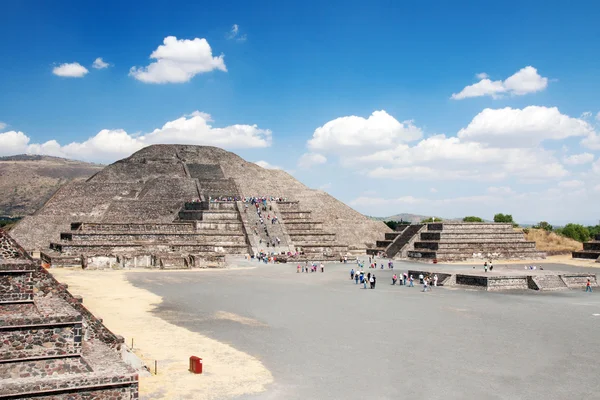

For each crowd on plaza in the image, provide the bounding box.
[297,262,325,273]
[349,259,438,292]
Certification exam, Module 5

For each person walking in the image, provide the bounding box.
[392,274,397,285]
[369,275,375,289]
[403,273,407,286]
[419,273,424,284]
[321,263,324,273]
[373,274,377,289]
[297,264,300,273]
[484,264,488,273]
[363,276,368,289]
[422,278,429,292]
[433,274,438,287]
[350,268,355,280]
[586,278,593,293]
[409,275,414,287]
[355,272,359,284]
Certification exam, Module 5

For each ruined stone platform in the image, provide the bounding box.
[572,233,600,262]
[0,229,138,399]
[407,265,597,291]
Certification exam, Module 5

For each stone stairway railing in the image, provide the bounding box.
[236,201,261,255]
[385,224,424,258]
[269,201,295,253]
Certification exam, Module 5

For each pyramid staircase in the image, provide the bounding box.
[0,229,138,399]
[367,225,424,258]
[277,201,348,260]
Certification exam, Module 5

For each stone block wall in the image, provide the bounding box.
[455,274,487,287]
[487,276,529,291]
[0,356,92,379]
[0,271,33,302]
[31,268,124,348]
[0,324,82,360]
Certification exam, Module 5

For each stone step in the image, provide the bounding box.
[414,241,537,250]
[408,249,546,261]
[420,232,525,241]
[73,222,196,233]
[531,275,568,290]
[572,250,600,260]
[0,298,82,362]
[51,242,249,255]
[61,232,246,244]
[583,241,600,251]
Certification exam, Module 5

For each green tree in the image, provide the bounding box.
[421,217,443,223]
[494,213,514,223]
[559,223,590,242]
[463,216,483,222]
[587,225,600,238]
[384,220,398,230]
[533,221,553,231]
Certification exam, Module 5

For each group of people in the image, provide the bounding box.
[297,262,325,273]
[349,268,378,289]
[349,267,438,292]
[243,196,288,204]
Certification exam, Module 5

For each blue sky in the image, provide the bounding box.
[1,0,600,224]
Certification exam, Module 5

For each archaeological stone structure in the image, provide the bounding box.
[369,222,545,261]
[10,145,389,268]
[572,234,600,262]
[0,229,138,398]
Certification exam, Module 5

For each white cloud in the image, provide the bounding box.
[298,153,327,169]
[92,57,110,69]
[52,62,89,78]
[457,106,594,147]
[451,66,548,100]
[308,110,422,154]
[227,24,247,42]
[429,187,438,193]
[254,160,281,170]
[0,131,31,156]
[563,153,594,165]
[593,159,600,174]
[558,180,584,188]
[596,112,600,122]
[359,134,568,182]
[581,111,592,119]
[318,182,332,190]
[0,122,6,131]
[476,72,489,80]
[582,127,600,149]
[487,186,514,195]
[129,36,226,84]
[4,112,271,163]
[593,184,600,193]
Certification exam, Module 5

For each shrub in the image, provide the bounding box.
[421,217,443,223]
[533,221,553,232]
[493,213,514,223]
[557,223,590,242]
[463,216,483,222]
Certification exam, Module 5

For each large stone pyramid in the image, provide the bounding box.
[11,145,389,266]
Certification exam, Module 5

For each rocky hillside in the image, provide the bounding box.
[0,155,103,217]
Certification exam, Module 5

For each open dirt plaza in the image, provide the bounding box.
[52,257,600,400]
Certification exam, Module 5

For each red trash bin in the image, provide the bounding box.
[189,356,202,374]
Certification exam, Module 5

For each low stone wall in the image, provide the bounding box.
[455,274,487,287]
[561,274,598,288]
[487,276,529,291]
[65,232,246,244]
[407,270,451,285]
[0,356,92,379]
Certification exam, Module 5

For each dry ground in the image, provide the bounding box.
[50,268,273,400]
[525,228,583,253]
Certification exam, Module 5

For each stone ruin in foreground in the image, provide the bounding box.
[0,229,138,398]
[11,145,389,268]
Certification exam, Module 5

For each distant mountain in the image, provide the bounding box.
[0,155,104,217]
